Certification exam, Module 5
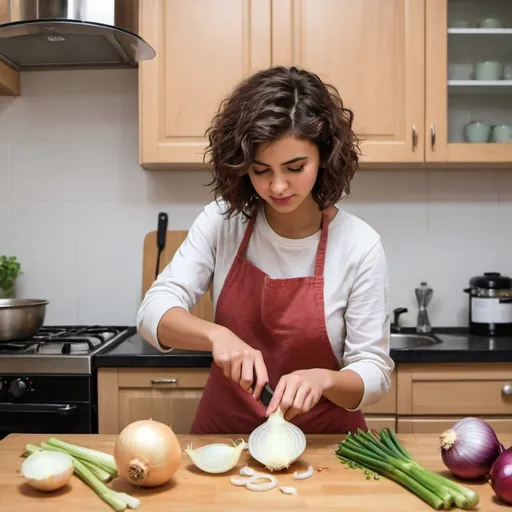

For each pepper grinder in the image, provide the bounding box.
[415,281,433,333]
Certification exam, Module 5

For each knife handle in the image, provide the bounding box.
[157,212,168,248]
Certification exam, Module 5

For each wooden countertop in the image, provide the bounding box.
[0,433,508,511]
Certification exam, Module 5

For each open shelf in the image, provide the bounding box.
[448,80,512,94]
[448,28,512,35]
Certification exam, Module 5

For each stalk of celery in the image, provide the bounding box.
[46,436,117,475]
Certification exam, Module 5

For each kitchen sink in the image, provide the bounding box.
[390,333,442,350]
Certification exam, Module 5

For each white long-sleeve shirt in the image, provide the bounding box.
[137,200,394,411]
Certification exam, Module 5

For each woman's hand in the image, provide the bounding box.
[266,369,331,421]
[209,326,269,400]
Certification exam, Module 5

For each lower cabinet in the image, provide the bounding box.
[97,368,209,434]
[97,363,512,435]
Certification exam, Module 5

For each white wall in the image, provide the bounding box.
[1,70,511,328]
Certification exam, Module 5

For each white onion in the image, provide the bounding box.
[21,450,74,492]
[292,465,313,480]
[185,439,246,474]
[245,474,278,492]
[248,409,306,471]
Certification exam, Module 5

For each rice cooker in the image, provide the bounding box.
[463,272,512,336]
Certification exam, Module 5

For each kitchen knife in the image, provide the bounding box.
[252,375,274,407]
[155,212,168,279]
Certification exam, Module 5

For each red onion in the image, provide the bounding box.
[490,448,512,505]
[439,417,502,479]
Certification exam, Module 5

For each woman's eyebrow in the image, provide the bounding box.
[252,156,307,166]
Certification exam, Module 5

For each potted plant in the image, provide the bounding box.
[0,256,22,299]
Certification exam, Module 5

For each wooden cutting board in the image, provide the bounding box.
[142,230,213,322]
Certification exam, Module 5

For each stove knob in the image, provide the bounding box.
[10,378,27,399]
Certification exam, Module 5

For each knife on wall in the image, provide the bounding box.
[155,212,168,279]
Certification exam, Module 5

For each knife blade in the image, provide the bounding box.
[252,375,274,407]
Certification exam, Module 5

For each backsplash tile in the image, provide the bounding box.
[0,69,510,328]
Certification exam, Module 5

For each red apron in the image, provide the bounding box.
[190,209,367,435]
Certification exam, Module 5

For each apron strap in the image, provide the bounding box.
[237,214,257,258]
[314,210,331,277]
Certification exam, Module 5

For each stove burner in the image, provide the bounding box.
[0,326,130,356]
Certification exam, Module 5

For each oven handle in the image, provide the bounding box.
[0,403,78,416]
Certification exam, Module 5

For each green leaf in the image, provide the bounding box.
[0,255,22,292]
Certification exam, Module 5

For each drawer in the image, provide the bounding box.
[118,368,210,389]
[397,363,512,416]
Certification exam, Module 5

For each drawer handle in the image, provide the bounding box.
[502,384,512,396]
[151,378,178,385]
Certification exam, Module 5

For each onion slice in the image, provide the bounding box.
[240,465,256,476]
[245,474,278,492]
[280,486,297,495]
[21,450,74,492]
[230,476,248,486]
[292,465,313,480]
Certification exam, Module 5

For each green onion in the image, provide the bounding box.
[46,436,117,476]
[336,429,480,510]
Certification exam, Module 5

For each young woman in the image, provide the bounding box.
[137,66,394,435]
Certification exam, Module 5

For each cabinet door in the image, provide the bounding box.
[98,368,209,434]
[426,0,512,162]
[139,0,271,167]
[271,0,425,163]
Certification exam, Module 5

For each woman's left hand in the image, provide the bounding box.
[265,369,331,421]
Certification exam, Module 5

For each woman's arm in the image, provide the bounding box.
[136,204,220,351]
[326,238,394,410]
[266,238,393,419]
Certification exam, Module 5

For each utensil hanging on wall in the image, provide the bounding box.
[155,212,168,279]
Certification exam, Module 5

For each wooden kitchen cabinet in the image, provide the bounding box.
[396,363,512,434]
[271,0,425,164]
[425,0,512,163]
[138,0,425,167]
[0,2,19,96]
[138,0,272,167]
[97,368,209,434]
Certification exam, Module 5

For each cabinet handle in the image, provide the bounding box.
[412,125,418,150]
[502,384,512,396]
[430,124,436,149]
[151,378,178,385]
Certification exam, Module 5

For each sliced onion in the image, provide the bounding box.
[280,486,297,495]
[21,451,74,492]
[240,465,256,476]
[245,474,278,492]
[292,465,313,480]
[490,448,512,505]
[230,476,248,486]
[439,417,503,479]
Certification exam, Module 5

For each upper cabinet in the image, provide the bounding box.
[426,0,512,163]
[138,0,512,168]
[271,0,425,164]
[138,0,271,168]
[0,1,19,96]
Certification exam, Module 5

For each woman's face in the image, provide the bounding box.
[248,134,320,213]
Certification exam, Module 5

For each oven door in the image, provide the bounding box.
[0,402,93,440]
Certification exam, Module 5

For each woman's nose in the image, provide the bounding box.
[270,175,288,195]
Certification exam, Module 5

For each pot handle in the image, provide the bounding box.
[463,288,471,293]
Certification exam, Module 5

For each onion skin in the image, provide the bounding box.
[114,419,182,487]
[490,448,512,505]
[439,417,503,480]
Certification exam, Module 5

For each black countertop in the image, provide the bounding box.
[94,327,512,368]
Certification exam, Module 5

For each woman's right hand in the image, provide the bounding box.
[209,326,269,401]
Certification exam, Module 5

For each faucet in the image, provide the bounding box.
[415,282,433,333]
[392,307,408,332]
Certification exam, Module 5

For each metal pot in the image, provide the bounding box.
[463,272,512,336]
[0,299,49,341]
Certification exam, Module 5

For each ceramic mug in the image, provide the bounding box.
[464,121,491,143]
[479,17,504,29]
[491,124,512,143]
[475,61,504,80]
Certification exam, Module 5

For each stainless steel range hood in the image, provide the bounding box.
[0,0,156,71]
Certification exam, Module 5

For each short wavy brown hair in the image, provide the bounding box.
[204,66,361,218]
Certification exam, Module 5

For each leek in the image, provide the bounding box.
[336,428,480,511]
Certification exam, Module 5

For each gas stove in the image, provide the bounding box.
[0,325,136,374]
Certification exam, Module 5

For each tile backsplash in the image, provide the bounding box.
[0,70,511,328]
